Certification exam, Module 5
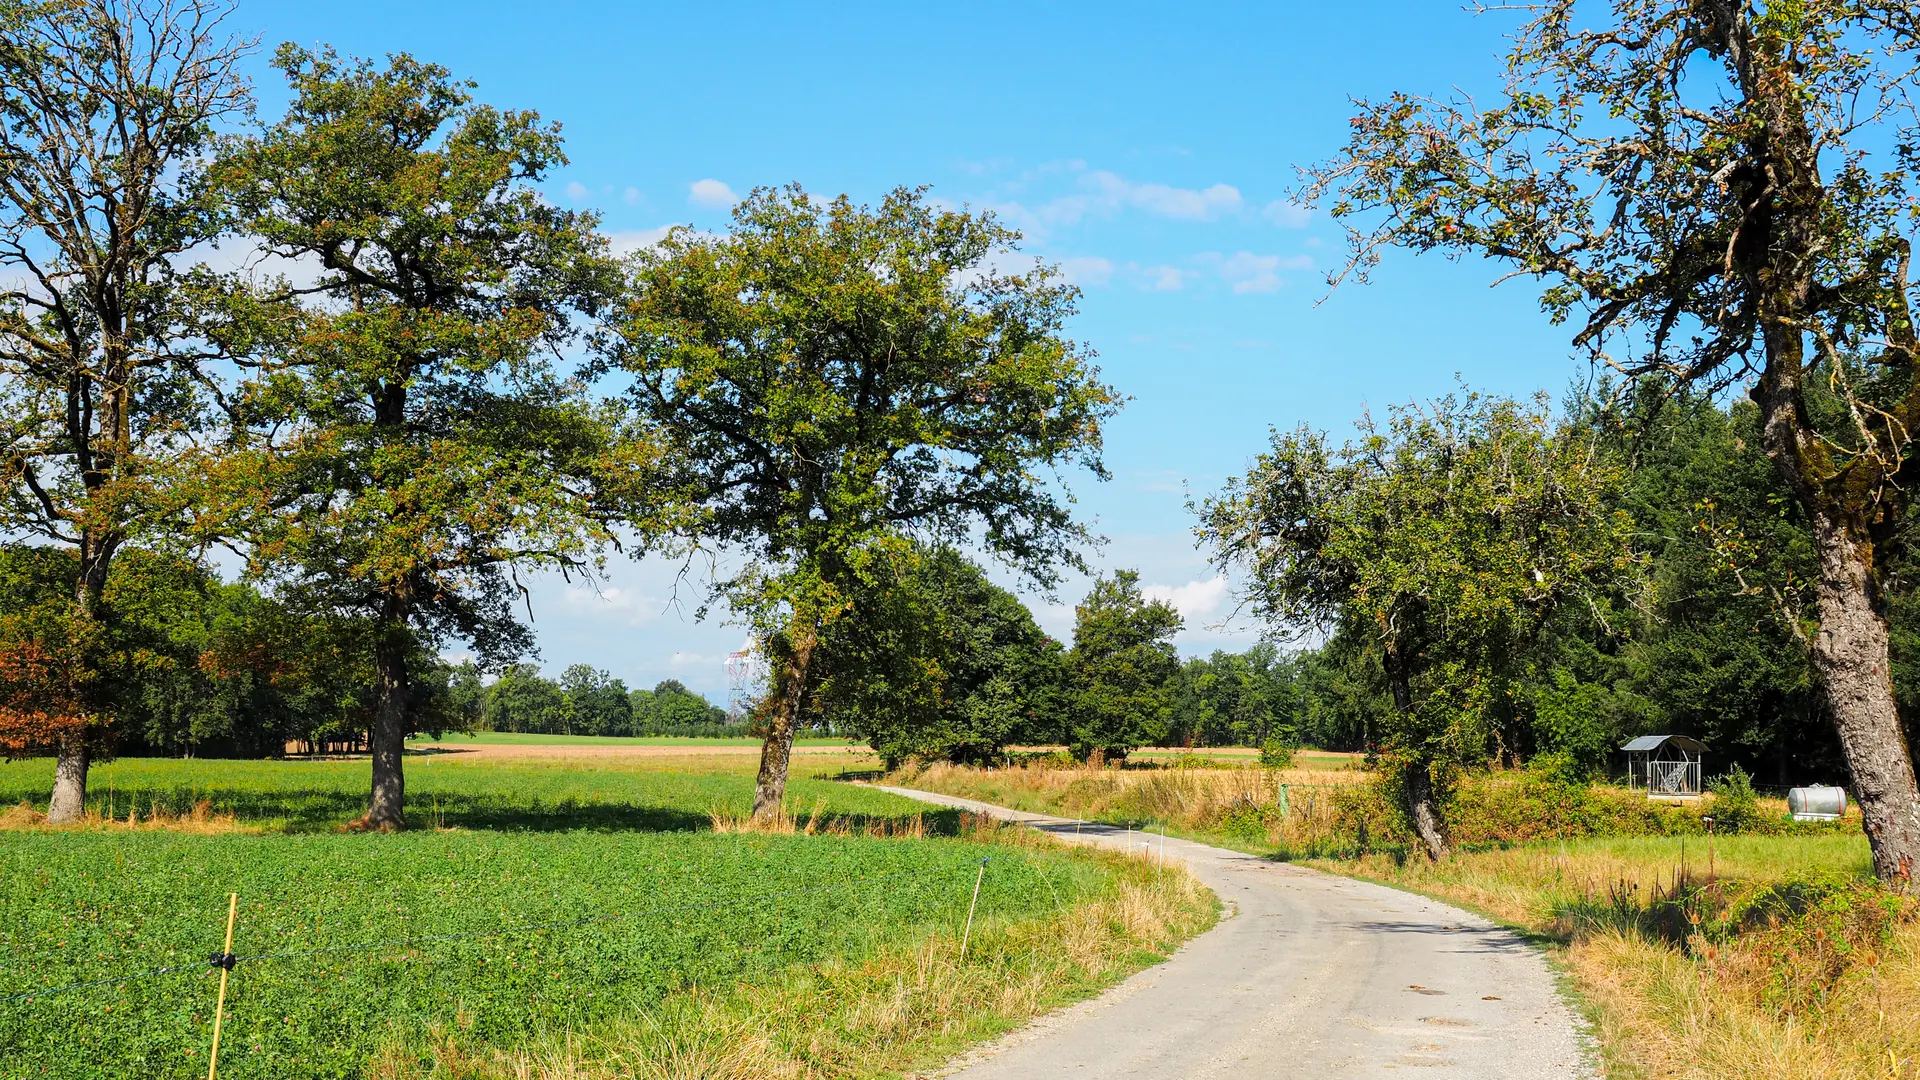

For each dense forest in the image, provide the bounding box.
[0,544,736,753]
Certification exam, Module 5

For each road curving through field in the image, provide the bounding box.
[874,784,1595,1080]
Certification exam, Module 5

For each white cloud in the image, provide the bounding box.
[1196,250,1313,294]
[1262,199,1311,228]
[986,168,1244,235]
[1144,575,1232,624]
[607,226,678,256]
[1083,171,1241,221]
[1132,263,1187,291]
[1031,600,1076,642]
[688,178,738,208]
[562,584,672,626]
[192,237,328,291]
[623,186,641,206]
[1058,255,1115,287]
[565,181,590,202]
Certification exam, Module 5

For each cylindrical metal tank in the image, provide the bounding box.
[1787,785,1847,821]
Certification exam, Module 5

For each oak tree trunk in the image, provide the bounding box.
[1807,513,1920,886]
[47,541,116,824]
[362,618,410,831]
[752,626,817,821]
[47,739,89,823]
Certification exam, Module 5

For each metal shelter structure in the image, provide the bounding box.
[1621,735,1706,799]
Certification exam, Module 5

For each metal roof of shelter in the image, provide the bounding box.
[1620,735,1706,754]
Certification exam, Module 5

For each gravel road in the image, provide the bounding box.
[875,785,1595,1080]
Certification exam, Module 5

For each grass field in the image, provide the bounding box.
[0,754,1215,1079]
[402,735,1359,761]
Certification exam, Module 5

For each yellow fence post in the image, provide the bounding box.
[207,892,238,1080]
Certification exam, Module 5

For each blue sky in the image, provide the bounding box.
[241,1,1589,701]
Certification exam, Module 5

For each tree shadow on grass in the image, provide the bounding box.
[811,765,886,782]
[2,784,718,834]
[1,780,962,836]
[408,795,713,834]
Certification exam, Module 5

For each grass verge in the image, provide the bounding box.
[888,759,1855,857]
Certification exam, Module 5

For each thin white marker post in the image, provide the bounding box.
[960,858,987,958]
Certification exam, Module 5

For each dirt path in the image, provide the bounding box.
[877,785,1594,1080]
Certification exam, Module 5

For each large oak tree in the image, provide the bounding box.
[210,47,632,829]
[601,186,1119,818]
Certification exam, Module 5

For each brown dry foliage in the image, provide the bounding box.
[892,759,1365,832]
[0,796,246,833]
[0,635,92,758]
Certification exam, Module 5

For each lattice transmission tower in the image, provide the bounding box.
[725,645,765,722]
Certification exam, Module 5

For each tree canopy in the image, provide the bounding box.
[816,546,1067,768]
[0,0,250,820]
[1065,570,1183,761]
[207,46,634,828]
[1302,0,1920,883]
[601,184,1119,817]
[1199,391,1635,858]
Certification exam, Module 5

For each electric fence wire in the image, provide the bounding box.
[3,857,1006,1004]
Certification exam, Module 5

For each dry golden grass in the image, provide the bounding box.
[896,759,1853,861]
[1568,926,1919,1080]
[372,824,1214,1080]
[1323,837,1917,1080]
[1321,834,1873,926]
[0,796,249,833]
[892,759,1364,837]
